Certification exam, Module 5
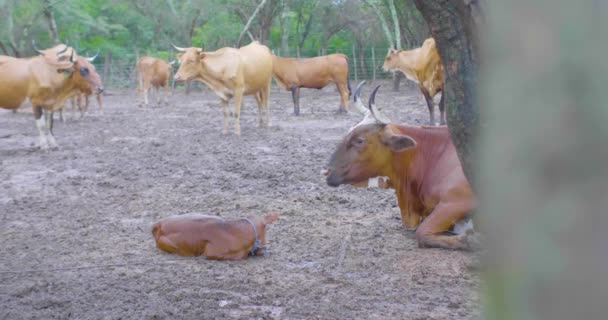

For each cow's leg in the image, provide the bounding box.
[336,82,349,114]
[34,106,50,150]
[45,109,58,149]
[420,86,435,125]
[163,83,169,105]
[220,99,230,135]
[290,86,300,116]
[143,84,150,107]
[233,89,244,136]
[438,91,446,125]
[255,92,264,128]
[59,105,67,122]
[71,98,77,120]
[95,94,102,114]
[261,84,271,127]
[415,201,474,250]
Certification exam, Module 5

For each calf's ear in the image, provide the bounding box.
[382,128,416,152]
[263,212,280,225]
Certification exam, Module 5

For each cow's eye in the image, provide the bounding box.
[386,57,391,61]
[352,137,365,147]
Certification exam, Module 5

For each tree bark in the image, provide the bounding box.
[0,41,10,56]
[363,0,395,49]
[413,0,482,188]
[388,0,401,49]
[280,0,291,55]
[42,0,60,44]
[236,0,269,47]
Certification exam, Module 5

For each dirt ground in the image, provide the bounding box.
[0,81,480,320]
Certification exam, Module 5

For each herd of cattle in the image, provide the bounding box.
[1,38,476,252]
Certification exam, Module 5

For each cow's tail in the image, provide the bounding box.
[347,77,352,98]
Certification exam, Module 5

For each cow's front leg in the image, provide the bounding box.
[220,99,230,135]
[290,86,300,116]
[420,86,436,125]
[233,89,244,136]
[415,201,474,250]
[45,109,58,149]
[34,106,49,150]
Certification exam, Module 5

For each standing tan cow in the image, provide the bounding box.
[0,47,98,150]
[383,38,445,125]
[136,56,171,107]
[272,54,350,115]
[172,41,273,136]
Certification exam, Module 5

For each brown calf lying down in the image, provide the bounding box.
[152,212,279,260]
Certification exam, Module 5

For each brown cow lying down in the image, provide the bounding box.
[152,212,279,260]
[324,83,476,250]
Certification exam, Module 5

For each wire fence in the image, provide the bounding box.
[93,46,399,90]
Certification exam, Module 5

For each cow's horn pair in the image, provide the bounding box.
[32,40,70,55]
[171,43,203,53]
[352,81,391,124]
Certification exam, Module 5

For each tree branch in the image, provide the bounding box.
[236,0,269,47]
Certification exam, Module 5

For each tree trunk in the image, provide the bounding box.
[479,2,608,320]
[413,0,481,188]
[388,0,401,49]
[236,0,269,47]
[42,0,60,44]
[280,0,291,55]
[0,41,10,56]
[364,0,395,49]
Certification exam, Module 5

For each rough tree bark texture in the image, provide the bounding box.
[236,0,269,47]
[413,0,481,188]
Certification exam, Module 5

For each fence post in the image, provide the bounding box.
[372,46,376,83]
[296,45,300,58]
[352,44,358,82]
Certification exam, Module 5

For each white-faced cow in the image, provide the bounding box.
[172,41,273,136]
[272,54,350,115]
[324,83,476,250]
[383,38,445,125]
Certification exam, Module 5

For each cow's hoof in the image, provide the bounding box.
[461,232,483,251]
[335,108,347,115]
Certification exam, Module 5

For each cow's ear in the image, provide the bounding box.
[198,52,206,61]
[263,212,279,225]
[382,128,416,152]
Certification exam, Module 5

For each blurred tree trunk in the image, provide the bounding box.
[479,1,608,320]
[42,0,60,44]
[413,0,482,187]
[387,0,401,49]
[236,0,268,47]
[0,41,10,56]
[280,0,291,54]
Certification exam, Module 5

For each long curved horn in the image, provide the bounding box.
[69,49,75,63]
[169,60,177,65]
[171,43,187,52]
[353,81,369,115]
[85,49,99,62]
[368,85,391,124]
[56,45,69,55]
[32,40,44,54]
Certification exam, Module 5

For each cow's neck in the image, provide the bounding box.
[387,125,452,225]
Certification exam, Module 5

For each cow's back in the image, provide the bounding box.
[152,214,224,256]
[237,41,273,93]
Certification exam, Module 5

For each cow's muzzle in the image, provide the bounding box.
[96,87,104,94]
[324,169,343,187]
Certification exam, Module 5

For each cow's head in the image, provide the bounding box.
[325,85,417,187]
[172,44,203,82]
[33,41,76,72]
[75,56,104,94]
[382,48,401,72]
[248,212,279,255]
